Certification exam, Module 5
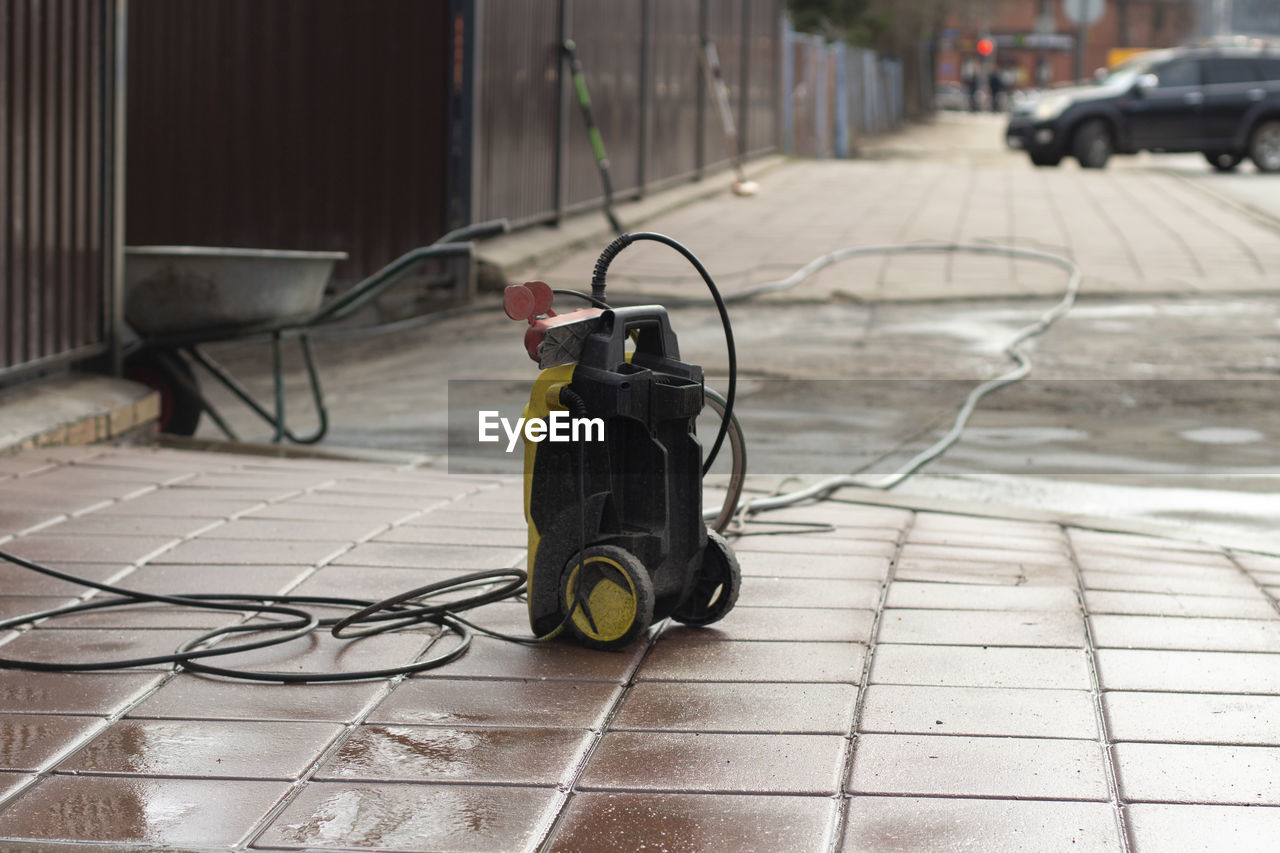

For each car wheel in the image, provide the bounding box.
[1204,151,1244,172]
[1029,151,1062,167]
[1249,120,1280,173]
[1073,119,1112,169]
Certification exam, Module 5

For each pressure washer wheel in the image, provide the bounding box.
[561,545,655,650]
[672,529,741,626]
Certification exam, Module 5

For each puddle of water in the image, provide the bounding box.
[1178,427,1266,445]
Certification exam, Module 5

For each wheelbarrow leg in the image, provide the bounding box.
[183,335,328,445]
[272,332,286,443]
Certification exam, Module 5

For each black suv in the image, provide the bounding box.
[1006,45,1280,171]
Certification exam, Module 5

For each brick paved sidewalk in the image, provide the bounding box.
[0,445,1278,851]
[496,116,1280,304]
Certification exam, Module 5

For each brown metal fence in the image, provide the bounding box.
[126,0,450,286]
[1,0,119,381]
[470,0,782,228]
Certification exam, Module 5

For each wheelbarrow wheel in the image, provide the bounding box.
[124,350,203,436]
[672,529,740,627]
[561,545,654,651]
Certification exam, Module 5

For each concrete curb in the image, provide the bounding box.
[0,375,159,456]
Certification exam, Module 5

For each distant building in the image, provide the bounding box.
[937,0,1197,92]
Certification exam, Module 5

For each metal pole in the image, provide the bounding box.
[696,0,708,178]
[108,0,128,377]
[739,0,751,155]
[638,0,652,196]
[554,0,570,222]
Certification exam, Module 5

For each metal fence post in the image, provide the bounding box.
[109,0,128,376]
[446,0,478,231]
[553,0,571,223]
[781,14,793,155]
[696,0,709,178]
[638,0,653,197]
[739,0,750,153]
[834,40,847,159]
[814,37,826,158]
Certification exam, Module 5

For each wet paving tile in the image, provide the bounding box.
[1085,589,1278,619]
[332,542,525,570]
[1115,742,1280,804]
[1089,615,1280,653]
[849,734,1108,800]
[406,508,528,530]
[878,609,1085,647]
[841,796,1122,852]
[287,564,469,599]
[905,529,1069,552]
[0,562,129,597]
[734,577,882,610]
[0,509,65,538]
[315,725,591,786]
[368,678,620,729]
[733,551,890,580]
[30,514,217,539]
[638,639,865,683]
[58,718,344,779]
[1104,691,1280,745]
[549,791,837,853]
[897,543,1071,567]
[96,491,267,518]
[371,524,529,548]
[0,714,103,771]
[870,644,1091,689]
[0,534,180,566]
[29,601,242,630]
[579,732,846,794]
[1081,570,1260,597]
[661,607,874,643]
[0,628,213,670]
[241,501,418,524]
[0,597,76,623]
[885,581,1079,611]
[731,537,896,558]
[893,558,1071,587]
[154,538,348,567]
[414,636,646,683]
[612,682,856,734]
[1126,803,1280,852]
[0,775,289,846]
[115,562,313,597]
[0,673,160,716]
[1095,649,1280,694]
[198,517,386,542]
[859,685,1097,739]
[256,781,559,852]
[129,674,386,723]
[915,515,1061,539]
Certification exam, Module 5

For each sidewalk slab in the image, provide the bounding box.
[0,444,1273,851]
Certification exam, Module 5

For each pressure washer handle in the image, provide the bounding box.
[580,306,680,368]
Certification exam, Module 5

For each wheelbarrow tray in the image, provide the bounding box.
[124,246,348,337]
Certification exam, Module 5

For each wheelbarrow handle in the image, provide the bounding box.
[436,218,509,245]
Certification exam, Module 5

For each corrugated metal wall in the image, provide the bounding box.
[1,0,116,379]
[126,0,450,285]
[473,0,782,227]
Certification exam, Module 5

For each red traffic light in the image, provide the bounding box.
[976,38,994,56]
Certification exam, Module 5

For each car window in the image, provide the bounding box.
[1153,59,1200,88]
[1203,58,1258,85]
[1257,57,1280,82]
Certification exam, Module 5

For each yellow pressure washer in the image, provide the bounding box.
[502,235,740,649]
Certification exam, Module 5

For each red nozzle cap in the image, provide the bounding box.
[503,284,535,321]
[503,280,555,322]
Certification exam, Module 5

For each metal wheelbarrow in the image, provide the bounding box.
[122,219,507,444]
